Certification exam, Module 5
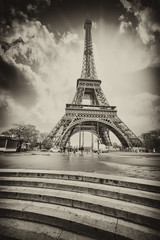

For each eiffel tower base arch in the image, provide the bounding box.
[46,112,142,149]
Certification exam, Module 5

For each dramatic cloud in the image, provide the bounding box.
[137,7,160,44]
[120,0,160,65]
[0,0,159,139]
[0,8,82,131]
[0,55,38,107]
[119,15,133,34]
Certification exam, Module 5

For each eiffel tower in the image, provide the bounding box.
[46,19,142,149]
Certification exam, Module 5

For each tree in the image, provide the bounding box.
[112,142,122,149]
[141,129,160,152]
[38,132,51,150]
[1,123,40,150]
[41,135,53,149]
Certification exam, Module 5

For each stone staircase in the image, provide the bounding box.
[0,169,160,240]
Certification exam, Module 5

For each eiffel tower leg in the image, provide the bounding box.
[113,116,142,147]
[44,115,72,148]
[91,132,94,151]
[79,130,81,149]
[72,87,85,104]
[60,128,73,148]
[94,87,109,106]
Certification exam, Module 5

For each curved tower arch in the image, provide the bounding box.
[56,119,131,148]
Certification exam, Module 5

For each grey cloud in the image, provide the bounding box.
[119,20,133,33]
[120,0,160,66]
[0,37,24,52]
[136,7,160,45]
[125,66,160,95]
[120,0,134,12]
[0,56,38,107]
[120,0,160,44]
[0,0,51,40]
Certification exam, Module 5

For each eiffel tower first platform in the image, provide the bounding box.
[46,19,142,149]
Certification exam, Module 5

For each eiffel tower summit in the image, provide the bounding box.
[47,19,142,149]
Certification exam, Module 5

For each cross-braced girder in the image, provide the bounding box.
[72,79,109,106]
[81,19,98,80]
[47,114,142,149]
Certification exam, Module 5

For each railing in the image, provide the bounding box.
[66,104,116,111]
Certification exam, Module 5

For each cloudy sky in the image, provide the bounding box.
[0,0,160,137]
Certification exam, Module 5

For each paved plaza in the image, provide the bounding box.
[0,151,160,181]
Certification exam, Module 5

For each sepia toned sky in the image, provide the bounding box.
[0,0,160,137]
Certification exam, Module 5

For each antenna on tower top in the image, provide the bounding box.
[80,19,98,80]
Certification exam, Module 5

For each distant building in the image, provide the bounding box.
[0,136,18,152]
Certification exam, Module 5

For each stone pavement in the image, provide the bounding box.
[0,151,160,181]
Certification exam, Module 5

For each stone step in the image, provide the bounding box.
[0,169,159,193]
[0,198,160,240]
[0,185,159,230]
[0,217,96,240]
[1,170,160,239]
[0,176,159,209]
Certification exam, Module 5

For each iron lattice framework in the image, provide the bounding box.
[45,19,142,149]
[81,20,98,79]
